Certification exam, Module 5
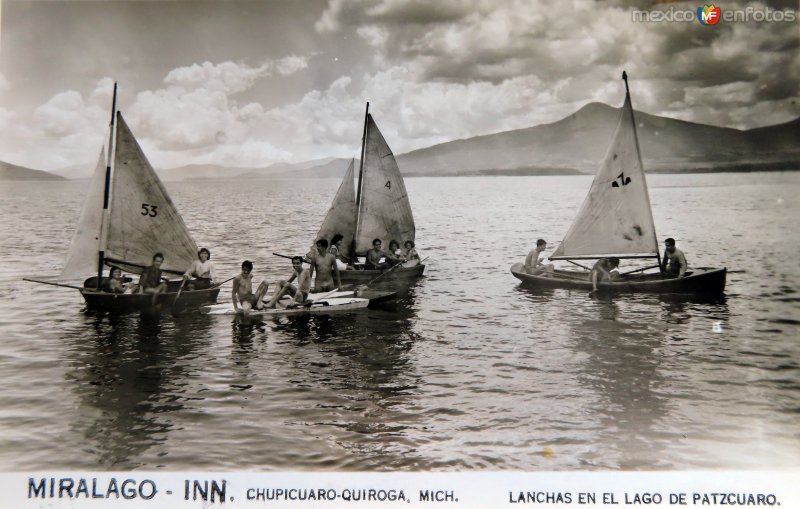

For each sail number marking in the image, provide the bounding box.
[141,203,158,217]
[611,172,632,188]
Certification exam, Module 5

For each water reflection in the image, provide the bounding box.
[262,287,424,469]
[566,295,671,469]
[62,310,214,469]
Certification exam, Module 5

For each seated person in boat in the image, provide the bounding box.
[304,238,342,293]
[403,240,420,265]
[524,239,555,274]
[660,238,687,278]
[106,267,131,294]
[329,234,351,270]
[591,257,620,291]
[182,247,217,290]
[386,240,406,267]
[264,256,312,309]
[365,238,389,270]
[232,260,268,314]
[138,252,169,304]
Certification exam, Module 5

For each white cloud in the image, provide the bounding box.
[314,0,800,128]
[276,55,311,76]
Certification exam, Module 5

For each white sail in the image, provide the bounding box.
[550,90,658,259]
[59,150,107,280]
[105,113,198,274]
[316,158,357,259]
[354,115,415,255]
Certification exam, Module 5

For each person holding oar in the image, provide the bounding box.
[182,247,217,290]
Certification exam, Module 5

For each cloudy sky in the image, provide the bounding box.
[0,0,798,172]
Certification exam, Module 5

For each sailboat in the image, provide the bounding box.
[511,72,726,294]
[25,84,220,310]
[315,103,425,284]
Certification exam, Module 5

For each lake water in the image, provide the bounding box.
[0,173,798,471]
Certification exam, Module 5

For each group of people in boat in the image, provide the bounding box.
[524,237,688,291]
[102,233,420,313]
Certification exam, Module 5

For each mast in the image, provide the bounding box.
[352,101,369,258]
[623,70,662,270]
[96,82,117,288]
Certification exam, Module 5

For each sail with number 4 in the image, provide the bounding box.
[550,76,659,261]
[354,114,415,255]
[59,99,198,281]
[315,105,416,258]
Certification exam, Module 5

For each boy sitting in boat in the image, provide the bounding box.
[138,252,169,304]
[304,238,342,292]
[660,238,687,278]
[232,260,268,314]
[525,239,554,274]
[182,247,216,290]
[329,234,351,270]
[591,257,620,292]
[264,256,312,309]
[365,239,389,270]
[107,267,132,294]
[403,240,420,267]
[386,240,406,267]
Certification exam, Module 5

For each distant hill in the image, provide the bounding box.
[157,157,341,180]
[395,103,800,175]
[49,103,800,181]
[0,161,66,181]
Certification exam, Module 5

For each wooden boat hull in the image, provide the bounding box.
[80,280,219,311]
[203,297,369,317]
[510,262,726,294]
[338,264,425,284]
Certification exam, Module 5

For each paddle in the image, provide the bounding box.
[212,275,237,288]
[173,279,187,304]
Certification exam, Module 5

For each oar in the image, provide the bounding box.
[23,278,83,290]
[211,275,237,288]
[173,278,187,305]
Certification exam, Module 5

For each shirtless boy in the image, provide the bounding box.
[264,256,313,309]
[591,257,620,292]
[305,238,342,292]
[525,239,554,274]
[232,260,268,314]
[365,238,388,270]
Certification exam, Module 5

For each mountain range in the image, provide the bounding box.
[0,160,66,180]
[3,101,799,181]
